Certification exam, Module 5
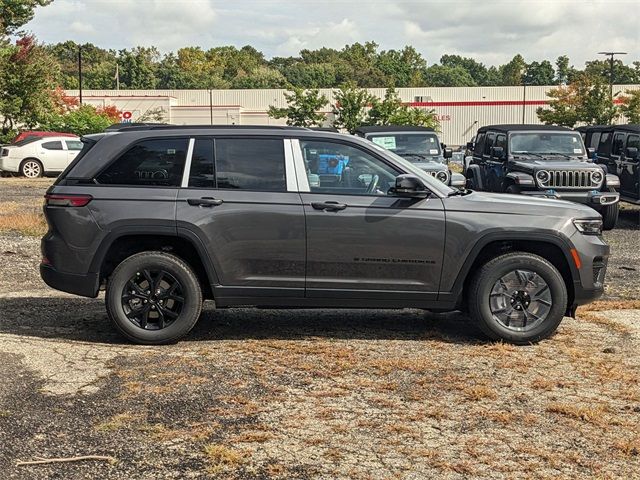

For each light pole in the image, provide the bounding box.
[598,51,627,101]
[522,83,527,124]
[77,45,83,104]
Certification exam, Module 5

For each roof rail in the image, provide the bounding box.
[104,123,311,132]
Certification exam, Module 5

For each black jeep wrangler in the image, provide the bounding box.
[465,125,620,230]
[354,126,466,188]
[579,124,640,205]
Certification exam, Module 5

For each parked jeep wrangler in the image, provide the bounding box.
[354,126,465,188]
[465,125,621,230]
[42,125,609,345]
[579,124,640,205]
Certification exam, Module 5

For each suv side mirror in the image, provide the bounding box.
[466,141,474,151]
[389,174,430,198]
[625,147,639,159]
[443,147,453,159]
[490,146,505,160]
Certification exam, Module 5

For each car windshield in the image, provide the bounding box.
[368,133,443,161]
[510,132,586,156]
[362,139,454,197]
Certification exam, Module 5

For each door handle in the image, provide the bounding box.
[311,201,347,211]
[187,197,223,207]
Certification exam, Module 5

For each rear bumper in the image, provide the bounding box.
[521,189,619,207]
[40,264,100,298]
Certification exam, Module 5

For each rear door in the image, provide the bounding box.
[621,134,640,199]
[176,137,305,299]
[481,132,496,190]
[295,138,445,301]
[64,139,84,166]
[40,140,69,171]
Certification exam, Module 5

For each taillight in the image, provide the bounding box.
[44,194,93,207]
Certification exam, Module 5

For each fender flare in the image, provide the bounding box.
[504,171,535,189]
[465,164,484,190]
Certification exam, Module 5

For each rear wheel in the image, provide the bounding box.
[20,158,43,178]
[468,252,568,344]
[106,251,203,344]
[505,184,521,195]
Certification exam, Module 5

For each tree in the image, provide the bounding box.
[43,103,120,136]
[231,66,288,89]
[440,54,490,85]
[267,87,328,127]
[0,36,58,137]
[584,59,640,85]
[423,64,476,87]
[117,47,159,89]
[555,55,573,85]
[1,0,51,36]
[499,54,526,85]
[375,46,427,87]
[524,60,555,86]
[537,73,618,127]
[331,82,375,133]
[619,89,640,123]
[366,87,439,129]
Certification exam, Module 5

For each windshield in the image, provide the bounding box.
[510,132,586,156]
[368,133,442,160]
[363,139,454,197]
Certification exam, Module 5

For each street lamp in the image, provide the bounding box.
[598,51,627,101]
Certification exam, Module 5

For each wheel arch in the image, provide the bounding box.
[19,157,44,175]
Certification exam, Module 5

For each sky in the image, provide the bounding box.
[23,0,640,67]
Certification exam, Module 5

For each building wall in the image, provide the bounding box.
[66,85,640,145]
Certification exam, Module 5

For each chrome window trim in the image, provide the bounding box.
[180,138,196,188]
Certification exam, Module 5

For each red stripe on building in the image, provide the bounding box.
[409,100,549,107]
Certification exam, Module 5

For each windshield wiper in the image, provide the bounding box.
[537,152,574,160]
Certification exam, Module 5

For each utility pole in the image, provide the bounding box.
[522,83,527,124]
[78,45,83,104]
[598,51,627,101]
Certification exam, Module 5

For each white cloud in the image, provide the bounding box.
[22,0,640,67]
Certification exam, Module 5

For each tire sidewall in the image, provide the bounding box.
[20,159,43,178]
[106,253,202,344]
[474,256,567,343]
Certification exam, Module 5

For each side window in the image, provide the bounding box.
[188,138,215,188]
[484,133,496,155]
[300,140,399,196]
[473,133,485,155]
[495,134,507,150]
[598,132,611,155]
[215,138,285,191]
[42,141,63,150]
[612,133,626,156]
[589,132,602,149]
[65,140,83,151]
[96,138,188,186]
[627,135,640,161]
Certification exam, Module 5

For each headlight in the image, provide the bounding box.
[436,171,448,183]
[591,170,603,184]
[536,170,550,184]
[573,218,602,235]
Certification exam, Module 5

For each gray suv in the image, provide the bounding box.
[41,125,609,345]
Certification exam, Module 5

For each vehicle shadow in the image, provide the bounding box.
[0,296,484,346]
[618,206,640,230]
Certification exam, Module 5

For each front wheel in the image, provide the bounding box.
[106,251,203,344]
[468,252,568,344]
[601,201,619,231]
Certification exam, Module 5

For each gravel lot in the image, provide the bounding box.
[0,178,638,479]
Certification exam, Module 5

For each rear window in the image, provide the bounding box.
[66,140,83,151]
[96,138,188,187]
[42,141,63,150]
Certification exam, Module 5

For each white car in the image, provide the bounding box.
[0,136,83,178]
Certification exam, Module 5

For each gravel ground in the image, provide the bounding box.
[0,178,639,479]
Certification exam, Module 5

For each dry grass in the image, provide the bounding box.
[546,402,609,425]
[95,413,142,432]
[0,201,47,237]
[203,444,245,475]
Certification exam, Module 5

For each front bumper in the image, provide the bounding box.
[521,189,619,208]
[40,264,100,298]
[567,231,609,310]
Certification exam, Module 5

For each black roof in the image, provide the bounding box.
[354,125,436,134]
[577,124,640,134]
[478,124,574,133]
[104,123,310,133]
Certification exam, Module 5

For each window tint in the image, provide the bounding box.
[627,134,640,150]
[215,138,285,191]
[65,140,83,151]
[42,141,63,150]
[301,140,399,196]
[96,138,188,186]
[484,133,496,155]
[612,133,626,155]
[597,132,611,155]
[473,133,485,155]
[495,134,507,150]
[589,132,601,149]
[188,138,215,188]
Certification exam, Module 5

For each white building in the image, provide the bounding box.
[66,85,640,146]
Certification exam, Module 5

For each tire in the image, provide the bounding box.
[106,251,203,345]
[20,158,43,178]
[466,177,475,190]
[601,201,619,231]
[505,184,521,195]
[468,252,568,345]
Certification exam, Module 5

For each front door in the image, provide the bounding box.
[296,139,445,301]
[176,137,306,298]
